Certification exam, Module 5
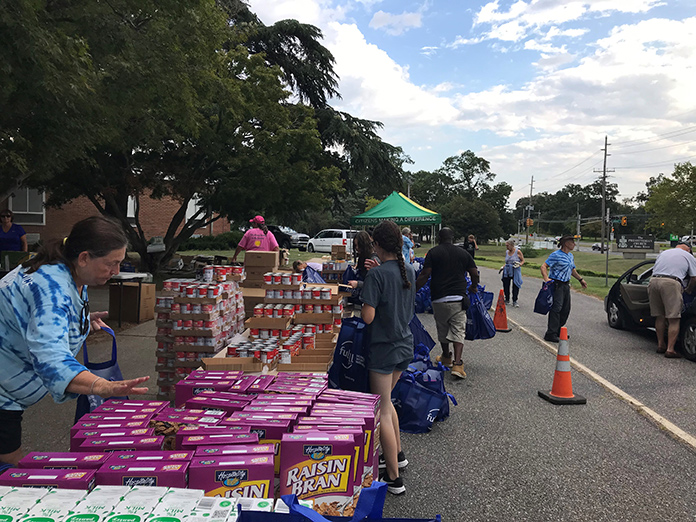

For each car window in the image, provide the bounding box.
[316,230,330,239]
[347,231,357,239]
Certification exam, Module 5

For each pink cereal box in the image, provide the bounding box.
[79,436,164,452]
[180,432,259,451]
[279,433,361,515]
[0,468,96,490]
[226,375,257,393]
[242,405,309,415]
[246,375,276,393]
[231,419,294,475]
[80,413,154,422]
[184,396,249,414]
[70,419,151,437]
[194,390,255,402]
[188,454,274,497]
[103,451,193,466]
[156,407,227,417]
[94,400,168,411]
[175,425,251,450]
[175,380,237,407]
[18,452,109,470]
[96,461,189,488]
[187,370,244,380]
[194,444,275,457]
[71,428,155,452]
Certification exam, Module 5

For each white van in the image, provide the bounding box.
[306,229,356,253]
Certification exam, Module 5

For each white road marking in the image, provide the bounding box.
[509,317,696,450]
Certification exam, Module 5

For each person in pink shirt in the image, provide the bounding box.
[232,215,279,262]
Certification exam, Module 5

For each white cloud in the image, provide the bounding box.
[420,45,438,56]
[369,10,422,35]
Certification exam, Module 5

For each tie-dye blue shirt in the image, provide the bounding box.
[0,263,88,410]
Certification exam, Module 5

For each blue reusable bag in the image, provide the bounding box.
[328,317,371,393]
[409,314,435,350]
[391,373,448,434]
[237,481,441,521]
[534,281,555,315]
[303,266,326,284]
[74,326,128,423]
[464,292,496,341]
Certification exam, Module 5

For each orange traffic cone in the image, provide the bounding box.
[493,289,511,332]
[538,327,586,405]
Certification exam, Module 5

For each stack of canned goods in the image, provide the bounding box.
[253,303,296,318]
[263,272,303,285]
[202,265,244,282]
[322,261,349,271]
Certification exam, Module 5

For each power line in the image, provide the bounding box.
[613,155,696,169]
[612,137,696,155]
[612,125,696,149]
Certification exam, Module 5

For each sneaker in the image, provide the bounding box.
[544,333,560,343]
[513,301,519,308]
[504,300,510,305]
[435,353,452,367]
[379,472,405,495]
[451,362,467,379]
[378,451,408,470]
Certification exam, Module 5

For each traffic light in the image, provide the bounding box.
[621,216,627,226]
[526,218,534,227]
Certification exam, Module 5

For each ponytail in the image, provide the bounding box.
[23,215,128,274]
[372,220,410,289]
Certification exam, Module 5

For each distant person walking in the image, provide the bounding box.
[540,235,587,343]
[501,239,524,307]
[648,240,696,358]
[401,228,415,264]
[416,227,478,379]
[0,210,28,252]
[232,215,279,262]
[463,234,478,259]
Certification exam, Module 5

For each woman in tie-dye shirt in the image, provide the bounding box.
[0,216,149,465]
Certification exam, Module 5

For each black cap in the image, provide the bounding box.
[677,240,693,253]
[558,235,575,247]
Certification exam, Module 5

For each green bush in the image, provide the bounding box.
[519,244,542,258]
[178,231,243,251]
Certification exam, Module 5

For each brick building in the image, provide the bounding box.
[2,187,230,246]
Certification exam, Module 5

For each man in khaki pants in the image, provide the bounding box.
[648,240,696,358]
[416,228,478,379]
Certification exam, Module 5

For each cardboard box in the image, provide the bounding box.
[17,488,86,522]
[0,468,96,490]
[95,461,189,488]
[188,454,274,498]
[244,251,279,267]
[0,488,50,522]
[109,282,156,323]
[18,451,110,469]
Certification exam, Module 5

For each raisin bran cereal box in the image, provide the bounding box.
[93,400,167,413]
[228,418,293,474]
[79,436,164,452]
[279,433,361,516]
[194,444,275,457]
[71,428,155,452]
[184,396,249,414]
[194,390,255,402]
[103,451,193,466]
[180,433,259,452]
[0,468,96,490]
[174,425,251,450]
[188,454,274,498]
[18,451,109,469]
[71,420,151,437]
[96,462,189,488]
[81,413,154,422]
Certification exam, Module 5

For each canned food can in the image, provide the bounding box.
[250,328,260,337]
[195,336,205,346]
[264,305,274,317]
[203,266,214,282]
[259,329,270,340]
[265,289,274,299]
[226,346,237,357]
[302,333,315,349]
[232,265,243,275]
[174,336,184,344]
[264,272,273,284]
[171,303,181,314]
[182,320,192,330]
[204,320,215,329]
[293,290,302,300]
[304,324,316,334]
[186,352,198,361]
[292,273,302,285]
[283,305,294,317]
[312,289,321,299]
[208,286,219,298]
[163,281,173,292]
[254,304,265,317]
[184,336,195,344]
[171,320,181,331]
[272,273,282,285]
[295,304,303,313]
[334,317,342,326]
[170,281,180,293]
[186,285,195,297]
[281,274,291,285]
[302,290,313,300]
[190,303,201,314]
[176,351,187,361]
[314,305,323,313]
[271,329,281,338]
[237,347,248,358]
[181,303,192,315]
[197,285,208,298]
[175,368,187,377]
[316,324,324,334]
[193,320,204,329]
[281,328,291,338]
[321,289,331,300]
[202,303,214,313]
[204,337,216,347]
[322,304,332,313]
[279,349,291,364]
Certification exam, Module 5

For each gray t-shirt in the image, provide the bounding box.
[361,260,416,371]
[653,248,696,287]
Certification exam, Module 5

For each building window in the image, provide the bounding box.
[10,188,45,225]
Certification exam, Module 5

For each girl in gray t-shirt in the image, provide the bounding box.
[361,220,415,495]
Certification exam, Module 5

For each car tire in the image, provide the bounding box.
[307,244,315,253]
[607,299,625,329]
[679,315,696,361]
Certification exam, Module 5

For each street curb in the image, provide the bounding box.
[509,316,696,452]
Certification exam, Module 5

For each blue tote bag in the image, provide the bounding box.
[74,326,128,423]
[237,481,441,521]
[328,317,371,393]
[534,281,555,315]
[303,266,326,284]
[391,373,449,434]
[409,314,435,350]
[464,292,496,341]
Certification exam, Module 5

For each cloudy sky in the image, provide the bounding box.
[247,0,696,207]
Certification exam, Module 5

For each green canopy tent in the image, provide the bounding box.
[350,191,441,244]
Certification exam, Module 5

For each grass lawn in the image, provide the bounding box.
[177,242,641,300]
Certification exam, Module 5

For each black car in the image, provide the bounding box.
[266,225,309,250]
[604,260,696,360]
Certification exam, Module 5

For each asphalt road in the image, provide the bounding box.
[18,270,696,521]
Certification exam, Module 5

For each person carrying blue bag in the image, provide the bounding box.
[361,220,416,495]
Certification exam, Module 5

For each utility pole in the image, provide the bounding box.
[605,208,610,287]
[525,176,534,245]
[594,136,615,259]
[576,203,581,238]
